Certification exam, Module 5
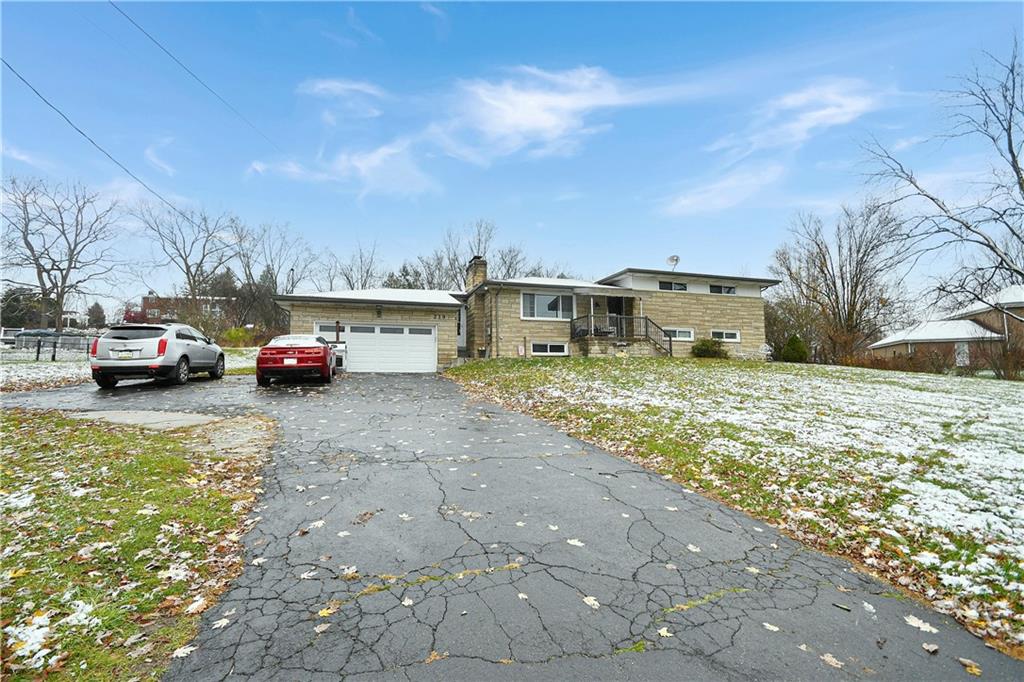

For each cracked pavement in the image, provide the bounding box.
[5,374,1023,680]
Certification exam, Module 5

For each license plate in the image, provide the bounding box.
[118,351,133,360]
[283,358,297,365]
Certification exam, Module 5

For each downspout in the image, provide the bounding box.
[494,285,502,358]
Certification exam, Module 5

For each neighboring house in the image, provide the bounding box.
[867,284,1023,367]
[867,320,1003,367]
[140,293,233,322]
[273,256,779,373]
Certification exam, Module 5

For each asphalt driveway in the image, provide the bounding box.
[4,374,1021,680]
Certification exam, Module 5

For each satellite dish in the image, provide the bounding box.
[666,255,680,271]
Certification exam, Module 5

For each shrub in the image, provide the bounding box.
[780,334,810,363]
[691,337,728,359]
[221,326,258,347]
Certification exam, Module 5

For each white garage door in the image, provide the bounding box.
[317,323,437,373]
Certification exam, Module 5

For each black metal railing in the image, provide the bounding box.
[569,315,672,355]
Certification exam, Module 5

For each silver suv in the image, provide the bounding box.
[90,323,225,389]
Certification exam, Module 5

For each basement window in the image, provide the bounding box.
[531,342,568,356]
[711,329,741,342]
[663,328,694,341]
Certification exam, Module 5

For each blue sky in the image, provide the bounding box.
[2,1,1019,297]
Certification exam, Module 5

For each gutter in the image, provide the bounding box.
[273,294,462,309]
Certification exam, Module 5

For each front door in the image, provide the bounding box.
[607,297,624,315]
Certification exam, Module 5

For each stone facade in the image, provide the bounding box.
[572,336,662,358]
[288,302,460,368]
[639,291,768,359]
[465,287,768,360]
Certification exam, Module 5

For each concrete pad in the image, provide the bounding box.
[68,410,220,430]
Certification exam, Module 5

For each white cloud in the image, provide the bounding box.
[708,77,881,161]
[892,135,927,151]
[346,7,380,43]
[144,137,175,177]
[420,3,449,39]
[1,139,50,170]
[432,65,710,164]
[297,78,387,99]
[297,78,385,120]
[420,3,445,20]
[248,138,438,199]
[662,163,785,216]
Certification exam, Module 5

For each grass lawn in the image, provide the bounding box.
[0,410,273,679]
[448,357,1024,654]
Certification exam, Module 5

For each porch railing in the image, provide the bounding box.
[570,315,672,355]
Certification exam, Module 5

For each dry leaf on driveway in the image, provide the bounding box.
[212,618,229,629]
[582,596,600,609]
[657,626,673,637]
[820,653,843,669]
[567,538,585,547]
[171,645,197,658]
[903,615,938,633]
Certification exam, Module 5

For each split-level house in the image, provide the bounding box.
[274,256,779,373]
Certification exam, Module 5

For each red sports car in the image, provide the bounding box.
[256,334,336,386]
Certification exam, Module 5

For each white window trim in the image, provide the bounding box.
[710,329,742,343]
[530,340,570,356]
[663,327,695,341]
[520,290,576,322]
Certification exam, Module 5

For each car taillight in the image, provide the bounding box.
[90,338,98,357]
[157,338,167,356]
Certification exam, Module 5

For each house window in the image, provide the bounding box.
[663,328,694,341]
[149,309,160,318]
[710,284,737,295]
[521,293,574,320]
[380,327,404,334]
[658,281,687,291]
[531,342,568,356]
[350,325,375,333]
[316,322,345,335]
[408,327,433,335]
[711,329,741,342]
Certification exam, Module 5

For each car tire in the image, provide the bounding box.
[95,375,118,389]
[209,355,225,379]
[322,369,333,384]
[256,372,270,387]
[173,357,190,385]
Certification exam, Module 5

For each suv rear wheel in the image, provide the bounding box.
[95,375,118,389]
[173,357,190,385]
[209,355,225,379]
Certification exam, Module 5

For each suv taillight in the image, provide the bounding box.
[89,337,98,357]
[157,338,168,356]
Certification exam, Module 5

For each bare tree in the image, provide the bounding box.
[868,41,1024,319]
[338,242,381,290]
[2,177,120,331]
[771,200,915,363]
[133,203,238,303]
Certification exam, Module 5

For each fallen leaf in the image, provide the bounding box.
[904,615,938,633]
[763,622,780,632]
[665,506,679,512]
[424,650,448,664]
[745,566,761,575]
[922,643,938,655]
[547,524,559,531]
[401,597,414,607]
[657,626,674,638]
[314,623,330,634]
[515,521,525,527]
[251,557,266,566]
[518,593,528,600]
[958,658,981,676]
[300,570,317,580]
[567,538,585,547]
[687,544,701,553]
[309,520,325,529]
[582,595,600,609]
[337,531,351,538]
[184,597,207,614]
[820,653,844,669]
[212,618,229,629]
[171,645,197,658]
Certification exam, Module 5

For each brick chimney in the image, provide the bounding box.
[466,255,487,291]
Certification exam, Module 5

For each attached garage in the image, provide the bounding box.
[273,289,462,373]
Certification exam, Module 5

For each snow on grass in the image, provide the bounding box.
[449,358,1024,648]
[0,347,259,391]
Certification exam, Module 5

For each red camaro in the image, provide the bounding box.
[256,334,336,386]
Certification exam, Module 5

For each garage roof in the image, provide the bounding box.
[868,320,1003,349]
[274,288,464,308]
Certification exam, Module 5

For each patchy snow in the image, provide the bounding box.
[456,359,1024,644]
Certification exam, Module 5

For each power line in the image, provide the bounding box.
[107,1,283,154]
[2,57,196,225]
